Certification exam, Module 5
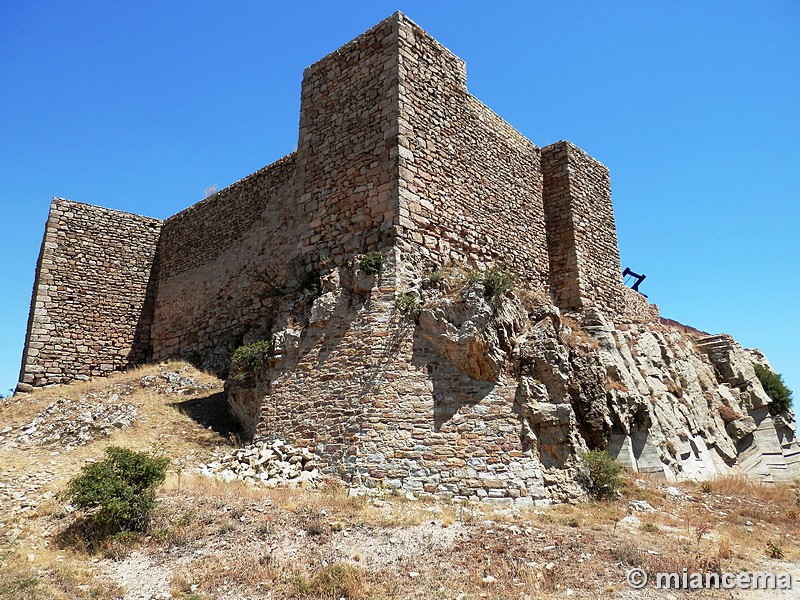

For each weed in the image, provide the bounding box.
[359,251,383,276]
[395,292,420,318]
[765,539,785,559]
[426,269,444,284]
[482,264,517,299]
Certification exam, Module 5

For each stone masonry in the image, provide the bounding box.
[19,13,799,502]
[20,12,648,389]
[19,199,160,388]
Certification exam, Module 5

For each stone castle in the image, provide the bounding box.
[19,13,799,502]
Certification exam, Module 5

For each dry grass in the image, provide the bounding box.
[4,366,800,599]
[0,546,122,600]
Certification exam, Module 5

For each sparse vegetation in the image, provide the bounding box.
[395,292,420,318]
[62,446,169,541]
[753,363,793,414]
[465,264,517,301]
[4,364,800,598]
[426,269,444,284]
[580,449,623,500]
[766,539,785,559]
[229,340,271,383]
[482,264,517,299]
[359,251,383,276]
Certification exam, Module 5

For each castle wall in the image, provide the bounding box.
[151,156,299,368]
[393,18,551,292]
[150,14,403,372]
[294,15,400,264]
[251,14,548,503]
[253,268,546,503]
[19,199,161,387]
[542,141,624,313]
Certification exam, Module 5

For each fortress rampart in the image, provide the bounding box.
[19,12,655,390]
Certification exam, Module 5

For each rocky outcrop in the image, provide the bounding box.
[224,258,798,502]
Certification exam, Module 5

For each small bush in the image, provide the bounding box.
[753,364,793,414]
[426,269,444,284]
[359,251,383,276]
[765,539,785,559]
[467,264,517,300]
[230,340,271,382]
[482,264,517,299]
[395,292,420,318]
[62,446,169,540]
[580,449,623,500]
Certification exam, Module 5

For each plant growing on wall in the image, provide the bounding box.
[466,264,517,301]
[395,292,420,319]
[229,340,271,383]
[359,251,383,276]
[753,363,793,414]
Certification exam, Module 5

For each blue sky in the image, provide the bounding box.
[1,1,797,406]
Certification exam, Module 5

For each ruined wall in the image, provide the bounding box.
[19,199,161,388]
[542,141,624,313]
[393,17,550,293]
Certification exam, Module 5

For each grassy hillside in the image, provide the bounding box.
[1,363,798,599]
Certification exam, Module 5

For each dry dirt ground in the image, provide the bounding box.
[1,363,798,599]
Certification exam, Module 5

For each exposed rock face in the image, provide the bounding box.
[586,311,799,483]
[226,263,799,502]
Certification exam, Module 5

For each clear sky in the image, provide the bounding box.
[1,1,797,407]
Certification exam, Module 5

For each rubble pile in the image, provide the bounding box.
[193,439,320,487]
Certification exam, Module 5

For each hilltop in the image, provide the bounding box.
[1,363,798,599]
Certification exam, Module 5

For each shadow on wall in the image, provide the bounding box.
[410,332,495,432]
[126,253,160,367]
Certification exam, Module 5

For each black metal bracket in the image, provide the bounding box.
[622,267,647,297]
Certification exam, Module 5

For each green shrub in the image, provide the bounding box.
[395,292,420,318]
[482,264,517,299]
[62,446,169,539]
[426,269,444,284]
[580,449,623,500]
[753,363,793,414]
[230,340,271,382]
[466,264,517,300]
[359,251,383,276]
